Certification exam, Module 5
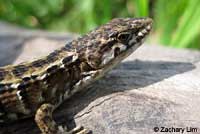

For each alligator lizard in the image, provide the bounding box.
[0,18,152,134]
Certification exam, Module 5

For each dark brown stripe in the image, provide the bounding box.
[62,56,73,65]
[0,69,8,81]
[0,83,12,93]
[12,65,28,77]
[17,82,30,90]
[31,75,38,80]
[63,43,73,51]
[46,65,58,74]
[31,59,47,68]
[46,50,60,63]
[22,77,31,82]
[0,100,6,120]
[0,84,6,91]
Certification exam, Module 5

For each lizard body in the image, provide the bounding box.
[0,18,152,134]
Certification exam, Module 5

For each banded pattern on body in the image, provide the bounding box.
[0,44,89,122]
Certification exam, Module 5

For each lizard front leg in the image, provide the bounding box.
[35,103,92,134]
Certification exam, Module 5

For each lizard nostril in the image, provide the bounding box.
[114,47,121,57]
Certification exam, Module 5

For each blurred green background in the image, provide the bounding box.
[0,0,200,49]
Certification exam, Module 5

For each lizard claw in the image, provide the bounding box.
[67,125,92,134]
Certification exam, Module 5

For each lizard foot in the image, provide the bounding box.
[35,103,92,134]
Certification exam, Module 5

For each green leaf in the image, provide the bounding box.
[133,0,149,17]
[170,0,200,48]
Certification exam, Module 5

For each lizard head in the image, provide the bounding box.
[83,18,153,69]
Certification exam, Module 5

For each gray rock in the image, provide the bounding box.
[0,22,200,134]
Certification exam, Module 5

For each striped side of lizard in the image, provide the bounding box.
[0,18,152,134]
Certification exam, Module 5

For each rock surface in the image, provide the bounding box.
[0,22,200,134]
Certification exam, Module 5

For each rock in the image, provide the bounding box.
[0,21,77,66]
[0,22,200,134]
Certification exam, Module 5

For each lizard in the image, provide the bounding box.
[0,18,152,134]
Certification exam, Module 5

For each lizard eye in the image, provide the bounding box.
[117,32,131,43]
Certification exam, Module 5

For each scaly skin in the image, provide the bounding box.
[0,18,152,134]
